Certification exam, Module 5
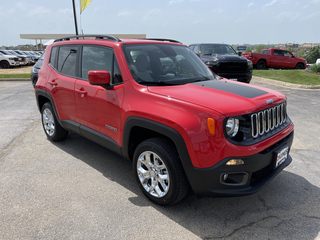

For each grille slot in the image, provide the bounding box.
[251,102,287,138]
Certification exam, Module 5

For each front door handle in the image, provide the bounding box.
[75,88,87,97]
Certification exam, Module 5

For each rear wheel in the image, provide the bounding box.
[256,60,266,69]
[41,102,68,141]
[133,137,189,206]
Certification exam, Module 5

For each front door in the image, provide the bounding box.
[74,45,124,145]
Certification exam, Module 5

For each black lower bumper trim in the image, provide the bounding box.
[186,131,294,197]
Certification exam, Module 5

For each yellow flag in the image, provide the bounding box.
[80,0,92,13]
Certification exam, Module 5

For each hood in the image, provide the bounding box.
[200,54,248,63]
[294,56,306,62]
[147,80,285,116]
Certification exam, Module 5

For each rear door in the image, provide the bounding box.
[74,45,124,145]
[48,45,78,121]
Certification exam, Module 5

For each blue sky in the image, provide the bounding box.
[0,0,319,46]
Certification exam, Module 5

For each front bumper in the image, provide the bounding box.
[187,131,294,197]
[9,60,20,67]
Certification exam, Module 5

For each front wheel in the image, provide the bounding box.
[0,61,10,69]
[133,137,189,206]
[41,102,68,141]
[295,63,304,69]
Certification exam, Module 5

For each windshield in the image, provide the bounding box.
[201,44,237,55]
[1,50,13,55]
[123,44,215,86]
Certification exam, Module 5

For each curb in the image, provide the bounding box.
[251,76,320,89]
[0,78,30,81]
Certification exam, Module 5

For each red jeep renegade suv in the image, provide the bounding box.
[35,35,294,205]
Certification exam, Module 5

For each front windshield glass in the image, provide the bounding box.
[2,50,13,55]
[201,44,237,55]
[123,44,215,85]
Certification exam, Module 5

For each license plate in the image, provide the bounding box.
[275,145,289,168]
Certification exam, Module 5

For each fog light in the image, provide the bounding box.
[226,159,244,166]
[222,174,228,181]
[220,172,249,186]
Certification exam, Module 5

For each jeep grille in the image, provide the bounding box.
[251,102,287,138]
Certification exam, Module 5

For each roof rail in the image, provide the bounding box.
[144,38,183,44]
[54,35,122,43]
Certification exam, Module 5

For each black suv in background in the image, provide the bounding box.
[189,43,253,83]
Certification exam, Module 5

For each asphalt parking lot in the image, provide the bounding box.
[0,79,319,239]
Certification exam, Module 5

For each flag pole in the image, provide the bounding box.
[72,0,79,35]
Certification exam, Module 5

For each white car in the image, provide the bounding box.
[0,52,20,68]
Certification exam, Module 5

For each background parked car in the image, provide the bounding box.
[31,52,45,87]
[189,43,253,83]
[13,50,34,65]
[1,50,30,66]
[242,48,306,69]
[0,52,20,68]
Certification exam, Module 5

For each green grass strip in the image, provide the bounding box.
[0,74,30,79]
[253,70,320,86]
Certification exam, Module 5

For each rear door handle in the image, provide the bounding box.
[48,80,58,86]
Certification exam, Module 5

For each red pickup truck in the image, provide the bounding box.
[242,48,306,69]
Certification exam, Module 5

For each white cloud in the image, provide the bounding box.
[27,6,51,17]
[117,10,134,17]
[57,8,72,15]
[276,11,301,21]
[169,0,184,5]
[265,0,279,7]
[142,9,162,21]
[247,2,254,7]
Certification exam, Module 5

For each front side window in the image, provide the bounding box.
[283,51,293,57]
[57,46,78,77]
[261,50,270,55]
[123,44,215,86]
[81,45,121,84]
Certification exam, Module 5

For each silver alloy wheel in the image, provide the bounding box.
[42,108,55,136]
[136,151,170,198]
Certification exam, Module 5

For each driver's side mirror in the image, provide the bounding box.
[88,70,113,89]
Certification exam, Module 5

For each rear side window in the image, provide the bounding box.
[274,50,283,56]
[50,47,58,68]
[57,46,78,77]
[261,50,270,55]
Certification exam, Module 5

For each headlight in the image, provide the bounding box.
[226,118,239,137]
[247,60,253,68]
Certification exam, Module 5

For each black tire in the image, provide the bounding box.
[256,60,267,69]
[41,102,68,141]
[0,60,10,69]
[295,63,304,69]
[133,137,189,206]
